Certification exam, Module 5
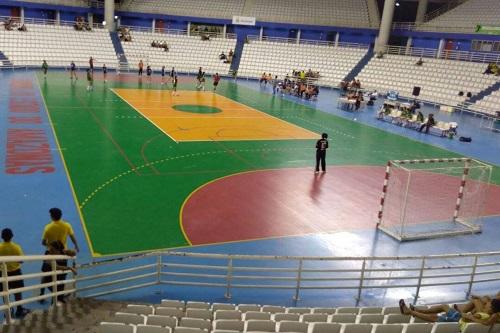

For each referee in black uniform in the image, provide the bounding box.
[315,133,329,173]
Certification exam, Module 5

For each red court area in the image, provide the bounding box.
[181,166,500,245]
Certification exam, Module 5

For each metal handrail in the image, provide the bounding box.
[384,45,500,64]
[0,15,104,29]
[246,35,369,49]
[76,250,500,305]
[0,254,76,324]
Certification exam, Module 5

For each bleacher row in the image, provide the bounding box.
[0,22,499,116]
[99,300,499,333]
[357,54,499,113]
[121,0,372,28]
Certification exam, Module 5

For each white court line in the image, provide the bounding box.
[110,88,179,144]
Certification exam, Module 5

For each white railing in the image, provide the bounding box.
[76,250,500,305]
[0,254,76,324]
[246,35,370,50]
[0,15,104,29]
[384,45,500,64]
[120,25,236,39]
[392,21,474,33]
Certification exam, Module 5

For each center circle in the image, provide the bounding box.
[173,104,222,114]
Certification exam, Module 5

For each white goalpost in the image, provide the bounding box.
[377,158,492,241]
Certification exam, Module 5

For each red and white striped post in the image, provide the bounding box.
[377,161,392,226]
[454,159,470,221]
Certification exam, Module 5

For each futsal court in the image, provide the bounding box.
[1,70,499,269]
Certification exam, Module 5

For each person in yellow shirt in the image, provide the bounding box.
[42,208,79,252]
[0,228,31,318]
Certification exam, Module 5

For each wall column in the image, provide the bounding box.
[152,18,156,31]
[296,29,301,44]
[334,32,340,47]
[415,0,429,24]
[374,0,395,53]
[259,26,263,41]
[187,22,191,36]
[405,36,413,55]
[20,7,24,24]
[104,0,115,31]
[55,10,60,25]
[223,24,227,38]
[437,38,445,58]
[88,13,93,26]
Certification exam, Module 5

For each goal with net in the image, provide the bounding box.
[377,158,492,241]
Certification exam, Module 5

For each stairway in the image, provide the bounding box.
[3,298,128,333]
[109,31,128,70]
[0,51,13,67]
[229,36,246,75]
[467,80,500,104]
[343,46,374,82]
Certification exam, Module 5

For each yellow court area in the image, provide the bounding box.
[112,89,318,142]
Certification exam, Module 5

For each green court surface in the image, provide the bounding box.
[37,73,500,256]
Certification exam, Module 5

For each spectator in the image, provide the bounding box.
[89,57,94,72]
[172,75,178,96]
[418,113,435,133]
[18,24,27,32]
[415,57,424,66]
[42,60,48,77]
[272,75,279,95]
[39,240,76,304]
[219,52,226,60]
[0,228,31,318]
[146,65,152,81]
[42,208,80,252]
[170,67,176,83]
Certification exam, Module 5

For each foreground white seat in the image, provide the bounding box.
[174,327,207,333]
[372,324,404,333]
[186,302,210,310]
[432,322,460,333]
[262,305,286,314]
[179,318,211,331]
[309,322,342,333]
[342,323,373,333]
[214,310,242,320]
[213,320,245,332]
[312,308,336,315]
[137,324,171,333]
[278,321,308,333]
[146,315,178,328]
[244,311,271,321]
[100,322,135,333]
[462,323,500,333]
[336,307,359,314]
[359,307,383,314]
[237,304,261,313]
[161,300,185,309]
[113,313,146,325]
[212,303,236,311]
[330,314,357,323]
[273,313,300,322]
[156,307,184,318]
[405,323,433,333]
[125,305,154,315]
[358,314,384,324]
[301,314,328,323]
[384,314,410,324]
[245,320,276,333]
[287,308,311,315]
[186,309,212,320]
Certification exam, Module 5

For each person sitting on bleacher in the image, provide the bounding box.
[18,24,27,32]
[418,113,435,133]
[4,18,14,31]
[415,57,424,66]
[219,52,226,61]
[399,297,500,331]
[484,63,499,75]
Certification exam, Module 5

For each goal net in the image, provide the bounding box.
[377,158,492,241]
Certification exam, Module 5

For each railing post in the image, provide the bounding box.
[1,262,12,324]
[157,253,162,284]
[356,259,366,305]
[225,258,233,299]
[51,259,58,305]
[466,255,479,298]
[293,259,303,301]
[413,258,426,304]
